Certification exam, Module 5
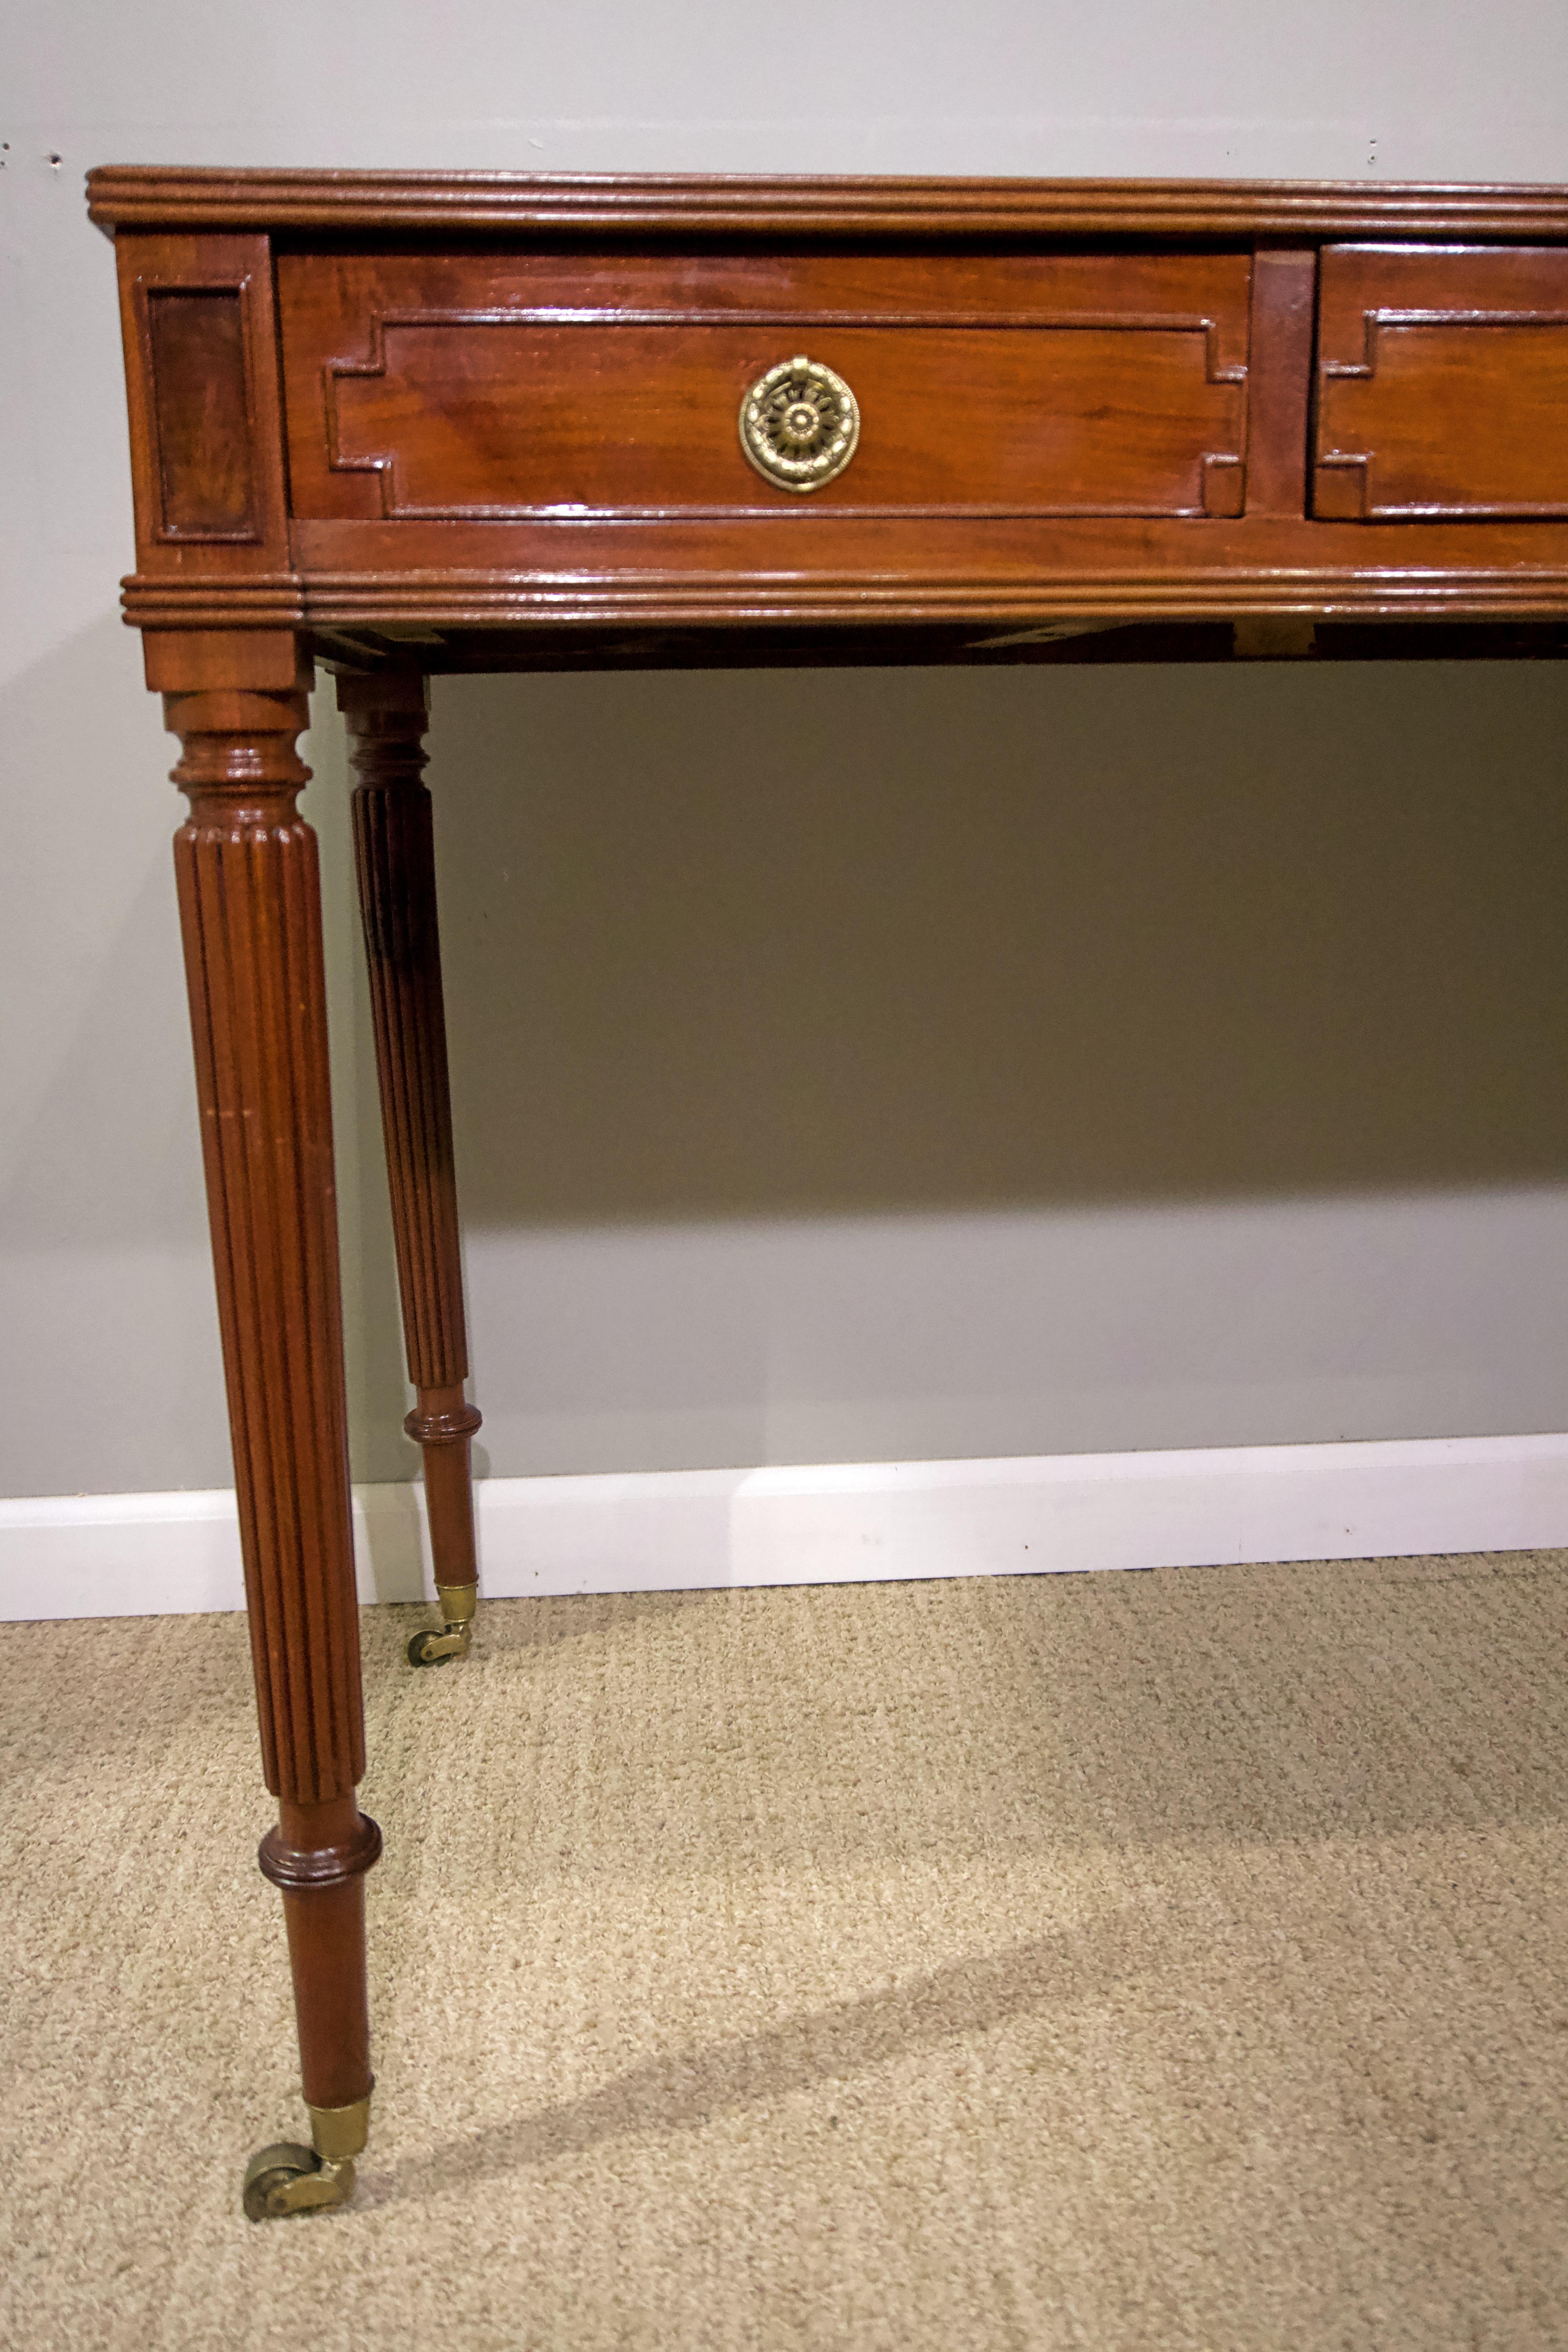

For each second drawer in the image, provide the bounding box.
[1315,244,1568,519]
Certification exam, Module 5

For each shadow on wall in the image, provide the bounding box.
[6,633,1568,1492]
[427,660,1568,1223]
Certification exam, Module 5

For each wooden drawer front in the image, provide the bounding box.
[278,252,1251,522]
[1315,246,1568,519]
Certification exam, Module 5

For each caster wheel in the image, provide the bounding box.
[243,2141,321,2221]
[408,1632,454,1667]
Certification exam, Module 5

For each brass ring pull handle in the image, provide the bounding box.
[740,355,860,492]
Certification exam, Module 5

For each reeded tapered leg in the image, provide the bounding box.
[339,671,483,1668]
[166,666,379,2218]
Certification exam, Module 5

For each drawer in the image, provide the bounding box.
[278,251,1252,523]
[1315,245,1568,519]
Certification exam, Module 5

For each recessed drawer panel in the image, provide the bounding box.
[278,252,1252,522]
[1315,245,1568,519]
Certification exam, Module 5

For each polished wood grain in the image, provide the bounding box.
[144,289,256,538]
[1241,250,1316,517]
[280,250,1250,522]
[114,230,292,586]
[263,1795,379,2116]
[276,1864,376,2115]
[341,670,481,1597]
[1316,245,1568,518]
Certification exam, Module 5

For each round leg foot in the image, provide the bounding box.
[242,2140,357,2220]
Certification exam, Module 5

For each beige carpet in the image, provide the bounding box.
[2,1553,1566,2350]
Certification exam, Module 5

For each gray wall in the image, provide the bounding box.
[4,2,1568,1500]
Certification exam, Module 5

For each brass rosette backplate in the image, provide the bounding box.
[740,355,860,492]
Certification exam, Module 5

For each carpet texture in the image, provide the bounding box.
[2,1553,1566,2350]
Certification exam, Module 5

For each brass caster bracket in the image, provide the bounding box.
[241,2093,371,2221]
[408,1581,478,1668]
[243,2143,355,2220]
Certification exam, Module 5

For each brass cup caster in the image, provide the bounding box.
[408,1581,478,1668]
[241,2095,370,2221]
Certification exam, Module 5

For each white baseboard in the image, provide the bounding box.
[3,1433,1566,1623]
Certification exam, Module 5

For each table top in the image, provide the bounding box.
[85,167,1568,240]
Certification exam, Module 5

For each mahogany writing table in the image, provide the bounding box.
[87,167,1568,2218]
